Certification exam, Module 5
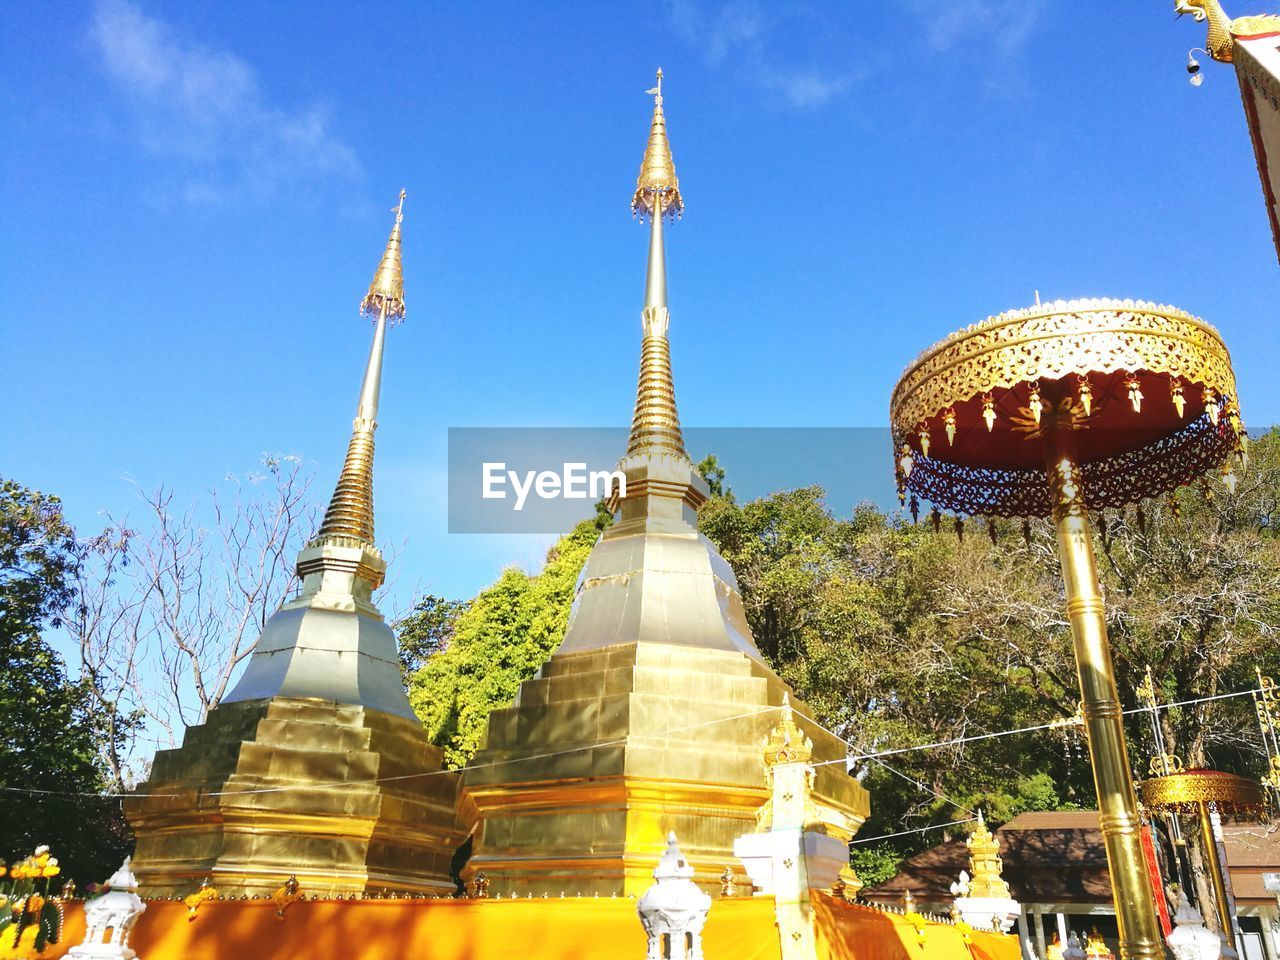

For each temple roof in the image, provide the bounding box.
[863,810,1280,906]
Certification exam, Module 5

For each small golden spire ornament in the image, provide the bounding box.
[1077,376,1093,418]
[898,444,914,479]
[1028,383,1043,425]
[982,394,996,432]
[361,189,407,322]
[720,865,738,897]
[632,68,683,221]
[762,695,813,766]
[964,812,1012,900]
[1170,378,1186,419]
[1126,375,1144,413]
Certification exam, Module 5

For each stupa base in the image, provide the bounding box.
[124,697,462,898]
[459,642,869,896]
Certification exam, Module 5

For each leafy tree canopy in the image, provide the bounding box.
[0,479,131,885]
[402,432,1280,887]
[407,516,605,767]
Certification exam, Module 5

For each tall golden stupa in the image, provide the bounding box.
[458,72,870,896]
[124,194,465,897]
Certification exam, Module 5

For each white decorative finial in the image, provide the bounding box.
[646,68,663,104]
[638,832,710,960]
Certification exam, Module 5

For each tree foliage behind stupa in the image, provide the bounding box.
[402,432,1280,884]
[405,516,606,768]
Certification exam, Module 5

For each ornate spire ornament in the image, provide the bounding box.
[627,70,687,461]
[361,189,407,322]
[631,69,683,221]
[964,812,1012,900]
[762,695,814,767]
[310,190,408,563]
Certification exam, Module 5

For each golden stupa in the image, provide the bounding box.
[124,193,465,897]
[457,72,870,896]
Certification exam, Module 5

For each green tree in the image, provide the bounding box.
[698,431,1280,885]
[407,517,604,767]
[0,479,132,886]
[395,595,468,682]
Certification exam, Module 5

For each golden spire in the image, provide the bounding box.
[361,188,407,322]
[762,695,814,766]
[631,69,683,220]
[310,191,408,564]
[964,811,1012,900]
[626,71,687,460]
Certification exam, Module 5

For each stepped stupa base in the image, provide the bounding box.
[459,642,869,896]
[125,697,463,898]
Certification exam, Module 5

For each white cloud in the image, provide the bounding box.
[761,70,855,110]
[665,0,854,110]
[909,0,1045,60]
[88,0,359,203]
[705,1,764,64]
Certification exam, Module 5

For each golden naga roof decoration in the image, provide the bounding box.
[361,189,407,323]
[1175,0,1280,63]
[964,812,1012,900]
[888,297,1244,518]
[762,695,814,766]
[1140,769,1267,817]
[631,69,684,221]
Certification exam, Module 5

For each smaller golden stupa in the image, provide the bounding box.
[963,812,1011,901]
[124,193,465,897]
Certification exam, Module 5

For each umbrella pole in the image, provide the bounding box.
[1043,424,1164,960]
[1197,799,1237,951]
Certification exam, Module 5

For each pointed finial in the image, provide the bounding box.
[361,189,407,322]
[763,694,812,766]
[965,810,1011,899]
[632,69,683,220]
[310,194,410,556]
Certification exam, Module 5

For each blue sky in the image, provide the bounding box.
[3,1,1278,608]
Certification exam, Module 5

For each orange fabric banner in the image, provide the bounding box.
[812,893,1021,960]
[13,895,782,960]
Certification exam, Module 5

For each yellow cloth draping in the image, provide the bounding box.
[811,893,1021,960]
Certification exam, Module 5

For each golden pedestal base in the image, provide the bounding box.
[124,698,463,897]
[459,642,869,896]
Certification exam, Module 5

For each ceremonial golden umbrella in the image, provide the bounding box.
[889,298,1246,960]
[1142,769,1267,951]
